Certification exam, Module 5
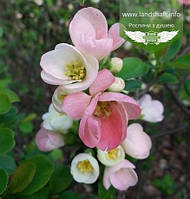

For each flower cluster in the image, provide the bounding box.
[36,7,164,192]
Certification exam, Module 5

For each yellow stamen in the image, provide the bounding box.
[65,60,86,81]
[106,148,119,160]
[77,160,94,174]
[94,102,112,118]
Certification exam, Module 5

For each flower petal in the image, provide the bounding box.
[96,103,127,151]
[99,92,141,119]
[70,7,108,41]
[35,128,64,152]
[41,70,65,85]
[89,69,115,95]
[110,168,138,191]
[79,115,101,148]
[103,160,137,190]
[62,92,91,120]
[109,23,125,51]
[122,123,152,159]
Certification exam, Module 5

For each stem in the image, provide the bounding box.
[151,124,189,139]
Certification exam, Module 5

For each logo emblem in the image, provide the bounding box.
[124,30,179,45]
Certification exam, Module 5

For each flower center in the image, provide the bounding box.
[77,159,94,174]
[105,148,119,160]
[65,60,86,81]
[93,102,112,118]
[58,94,66,102]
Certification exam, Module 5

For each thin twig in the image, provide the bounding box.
[166,84,190,117]
[151,124,190,139]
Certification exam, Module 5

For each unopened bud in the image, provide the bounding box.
[110,58,123,73]
[108,77,125,92]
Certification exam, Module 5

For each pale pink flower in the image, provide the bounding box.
[103,159,138,191]
[122,123,152,159]
[69,7,125,60]
[35,127,64,151]
[138,94,164,123]
[179,0,190,5]
[40,43,98,92]
[62,69,141,151]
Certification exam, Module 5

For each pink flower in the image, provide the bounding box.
[103,159,138,191]
[138,94,164,123]
[122,123,152,159]
[62,69,141,151]
[35,127,64,152]
[69,7,125,60]
[179,0,190,5]
[40,43,98,92]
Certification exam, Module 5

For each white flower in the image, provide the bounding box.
[110,58,123,73]
[34,0,43,6]
[138,94,164,123]
[108,77,125,92]
[97,146,125,167]
[71,153,99,184]
[42,104,73,134]
[52,86,71,113]
[40,43,98,93]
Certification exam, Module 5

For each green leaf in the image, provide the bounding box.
[21,155,54,196]
[22,186,49,199]
[0,128,15,154]
[170,54,190,71]
[59,191,82,199]
[49,165,72,194]
[98,179,115,199]
[166,39,181,62]
[0,155,16,174]
[8,162,36,194]
[0,169,8,194]
[0,88,20,103]
[184,80,190,96]
[117,58,148,80]
[125,80,142,92]
[19,121,33,135]
[0,94,11,114]
[157,73,178,84]
[49,149,62,161]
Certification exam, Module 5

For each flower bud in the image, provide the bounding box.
[97,146,125,167]
[42,104,73,134]
[110,58,123,73]
[108,77,125,92]
[71,153,99,184]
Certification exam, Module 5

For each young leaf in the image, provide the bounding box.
[21,155,54,196]
[49,165,72,194]
[0,128,15,154]
[0,169,8,195]
[117,57,148,80]
[8,162,36,194]
[0,94,11,114]
[157,73,178,84]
